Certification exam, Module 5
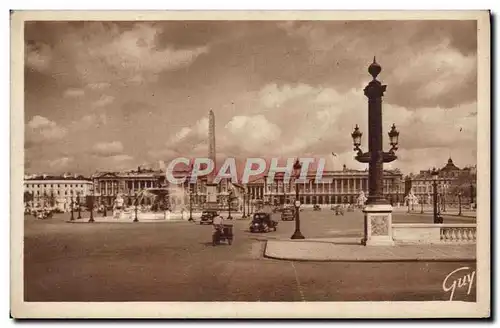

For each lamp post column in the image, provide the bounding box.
[458,192,462,216]
[89,188,95,223]
[353,58,395,246]
[70,196,74,221]
[134,195,139,222]
[432,172,439,223]
[189,190,193,222]
[291,159,304,240]
[77,192,82,219]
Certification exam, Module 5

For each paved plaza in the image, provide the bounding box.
[24,209,476,302]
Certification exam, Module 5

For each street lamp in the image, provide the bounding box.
[432,168,442,223]
[77,192,82,219]
[420,196,424,214]
[70,195,75,221]
[457,191,463,216]
[134,193,139,222]
[351,58,400,246]
[89,187,95,223]
[291,158,305,240]
[188,189,194,222]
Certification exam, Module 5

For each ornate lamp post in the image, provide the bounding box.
[89,187,95,223]
[351,58,399,246]
[77,192,82,219]
[188,189,194,222]
[134,193,139,222]
[291,158,305,240]
[458,191,463,216]
[70,195,75,221]
[431,168,442,223]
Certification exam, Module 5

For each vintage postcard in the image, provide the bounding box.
[11,10,490,318]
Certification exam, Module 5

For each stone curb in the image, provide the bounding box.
[66,219,186,224]
[263,241,476,262]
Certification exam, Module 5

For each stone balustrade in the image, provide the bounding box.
[440,226,476,243]
[392,223,476,244]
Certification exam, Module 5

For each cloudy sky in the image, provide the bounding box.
[24,20,477,176]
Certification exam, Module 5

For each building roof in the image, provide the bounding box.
[441,157,460,172]
[25,175,91,181]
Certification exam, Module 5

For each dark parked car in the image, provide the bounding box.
[200,210,219,225]
[249,212,278,233]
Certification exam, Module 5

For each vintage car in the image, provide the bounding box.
[200,210,219,225]
[249,212,278,233]
[332,205,345,216]
[281,207,295,221]
[313,204,321,211]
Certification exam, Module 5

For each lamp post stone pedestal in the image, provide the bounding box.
[362,204,394,246]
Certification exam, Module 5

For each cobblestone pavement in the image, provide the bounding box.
[24,211,476,302]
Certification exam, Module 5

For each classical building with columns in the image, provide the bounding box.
[24,174,93,212]
[247,165,404,206]
[404,158,477,206]
[91,167,164,206]
[91,166,243,211]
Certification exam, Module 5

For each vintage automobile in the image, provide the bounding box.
[281,207,295,221]
[212,224,234,246]
[200,210,219,225]
[249,212,278,233]
[313,204,321,211]
[332,205,345,216]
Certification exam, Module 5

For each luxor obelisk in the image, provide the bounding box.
[205,110,218,207]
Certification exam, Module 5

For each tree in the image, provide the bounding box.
[448,170,476,203]
[23,191,33,203]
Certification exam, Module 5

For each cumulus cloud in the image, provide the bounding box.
[63,88,85,97]
[86,82,111,90]
[111,154,134,162]
[92,95,115,108]
[225,115,282,153]
[72,113,107,130]
[92,141,124,157]
[77,23,209,85]
[148,116,210,161]
[26,115,67,143]
[25,42,52,72]
[48,157,74,169]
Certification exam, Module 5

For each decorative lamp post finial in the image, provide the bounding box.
[368,56,382,80]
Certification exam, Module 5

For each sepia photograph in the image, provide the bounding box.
[10,10,490,318]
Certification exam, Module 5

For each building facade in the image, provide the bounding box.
[91,166,243,211]
[247,165,404,206]
[405,158,477,206]
[24,174,93,212]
